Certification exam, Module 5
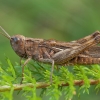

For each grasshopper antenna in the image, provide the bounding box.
[0,26,11,40]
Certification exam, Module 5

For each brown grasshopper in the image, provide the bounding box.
[1,26,100,83]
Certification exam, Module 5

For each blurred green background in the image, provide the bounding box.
[0,0,100,100]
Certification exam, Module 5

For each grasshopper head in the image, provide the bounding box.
[10,35,26,57]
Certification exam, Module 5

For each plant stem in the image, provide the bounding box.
[0,79,99,92]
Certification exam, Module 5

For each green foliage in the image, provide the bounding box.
[23,71,41,100]
[0,58,100,100]
[44,70,61,100]
[0,58,15,100]
[74,66,90,94]
[60,67,75,100]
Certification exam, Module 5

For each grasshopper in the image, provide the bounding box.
[1,26,100,83]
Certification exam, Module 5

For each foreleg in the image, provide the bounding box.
[20,57,32,84]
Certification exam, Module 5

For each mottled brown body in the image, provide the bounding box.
[1,26,100,83]
[10,31,100,66]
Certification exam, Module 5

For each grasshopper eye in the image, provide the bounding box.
[11,37,20,43]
